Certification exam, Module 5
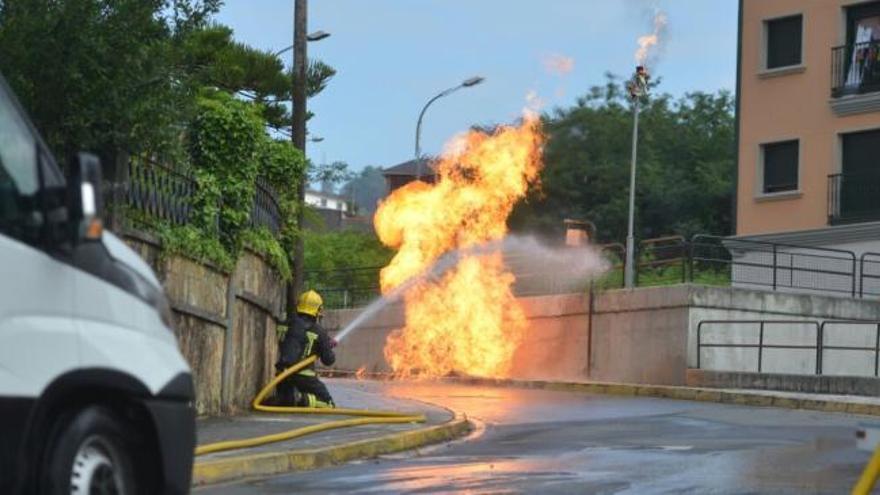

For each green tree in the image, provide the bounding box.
[304,231,393,272]
[511,74,735,243]
[177,24,336,131]
[0,0,215,160]
[0,1,336,164]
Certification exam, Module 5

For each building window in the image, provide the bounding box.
[761,140,799,194]
[765,15,802,69]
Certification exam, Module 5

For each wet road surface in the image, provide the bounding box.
[200,379,873,494]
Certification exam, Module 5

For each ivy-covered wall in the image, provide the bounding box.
[125,230,285,416]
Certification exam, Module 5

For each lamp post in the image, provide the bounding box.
[273,31,331,57]
[624,66,649,289]
[288,0,331,317]
[414,76,485,180]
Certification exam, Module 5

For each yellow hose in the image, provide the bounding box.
[195,355,426,456]
[853,441,880,495]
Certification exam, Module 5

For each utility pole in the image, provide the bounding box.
[624,66,649,289]
[289,0,308,316]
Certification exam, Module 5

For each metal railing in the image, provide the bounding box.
[819,320,880,377]
[122,156,281,233]
[126,157,196,226]
[249,178,282,234]
[635,235,688,287]
[690,234,857,297]
[831,41,880,97]
[831,41,880,98]
[697,319,880,376]
[861,252,880,298]
[307,234,880,310]
[828,171,880,225]
[697,320,821,373]
[304,266,383,310]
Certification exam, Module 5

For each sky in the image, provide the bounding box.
[216,0,738,172]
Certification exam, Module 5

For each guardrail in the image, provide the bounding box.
[304,266,383,310]
[696,320,821,374]
[860,252,880,298]
[697,319,880,376]
[819,320,880,377]
[690,234,857,297]
[635,235,688,287]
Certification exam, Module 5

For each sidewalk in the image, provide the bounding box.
[192,378,471,486]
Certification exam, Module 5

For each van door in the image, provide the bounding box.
[0,78,77,484]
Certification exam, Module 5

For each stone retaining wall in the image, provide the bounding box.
[124,230,285,416]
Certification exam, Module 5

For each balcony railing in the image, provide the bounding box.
[831,41,880,97]
[828,171,880,225]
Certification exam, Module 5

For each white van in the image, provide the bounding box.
[0,73,195,493]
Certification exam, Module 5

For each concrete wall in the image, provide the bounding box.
[688,286,880,377]
[324,284,880,387]
[323,294,593,381]
[124,231,285,416]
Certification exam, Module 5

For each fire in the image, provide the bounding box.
[374,113,543,378]
[635,10,668,65]
[355,366,367,380]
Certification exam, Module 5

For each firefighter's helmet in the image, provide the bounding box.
[297,290,324,317]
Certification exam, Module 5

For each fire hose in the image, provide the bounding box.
[194,354,426,456]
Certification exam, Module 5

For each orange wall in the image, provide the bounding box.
[738,0,880,235]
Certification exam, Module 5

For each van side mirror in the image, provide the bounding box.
[68,152,104,242]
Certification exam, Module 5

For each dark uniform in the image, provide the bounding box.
[276,312,336,408]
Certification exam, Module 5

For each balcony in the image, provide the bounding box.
[828,172,880,225]
[831,41,880,98]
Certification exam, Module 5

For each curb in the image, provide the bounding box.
[450,376,880,416]
[192,414,472,486]
[322,372,880,417]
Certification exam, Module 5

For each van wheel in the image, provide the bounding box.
[43,406,136,495]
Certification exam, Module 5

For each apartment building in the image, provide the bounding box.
[736,0,880,256]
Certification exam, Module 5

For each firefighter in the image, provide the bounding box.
[275,290,337,408]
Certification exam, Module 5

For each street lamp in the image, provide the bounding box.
[623,66,649,289]
[414,75,485,180]
[273,31,331,57]
[309,136,324,143]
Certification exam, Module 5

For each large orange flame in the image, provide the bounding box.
[374,113,543,378]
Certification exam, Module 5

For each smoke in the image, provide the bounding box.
[634,7,668,67]
[500,235,609,296]
[525,90,545,115]
[542,53,575,76]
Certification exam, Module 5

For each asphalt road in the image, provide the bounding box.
[201,379,875,494]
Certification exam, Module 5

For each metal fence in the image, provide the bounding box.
[122,156,281,233]
[126,157,196,226]
[861,252,880,298]
[306,233,880,309]
[634,235,688,287]
[690,234,858,297]
[304,266,383,310]
[697,319,880,377]
[250,178,282,234]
